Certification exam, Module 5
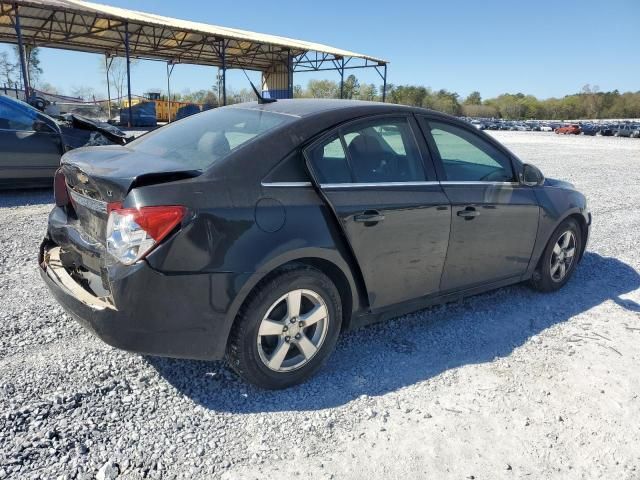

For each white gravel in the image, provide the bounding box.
[1,132,639,480]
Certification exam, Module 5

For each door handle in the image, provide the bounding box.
[354,210,385,223]
[457,207,479,219]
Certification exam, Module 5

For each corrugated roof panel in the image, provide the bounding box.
[0,0,387,68]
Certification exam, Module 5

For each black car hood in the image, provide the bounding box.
[545,177,575,190]
[62,145,201,200]
[66,114,132,144]
[59,114,132,149]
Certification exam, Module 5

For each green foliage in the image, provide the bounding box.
[342,74,360,99]
[306,79,340,99]
[464,91,482,105]
[172,89,219,106]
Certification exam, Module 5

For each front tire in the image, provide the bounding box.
[226,265,342,389]
[529,218,582,292]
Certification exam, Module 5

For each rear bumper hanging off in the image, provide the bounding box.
[39,238,235,360]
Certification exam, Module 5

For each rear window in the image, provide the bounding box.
[128,107,294,170]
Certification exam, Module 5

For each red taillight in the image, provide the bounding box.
[107,201,123,214]
[54,169,70,207]
[106,205,186,265]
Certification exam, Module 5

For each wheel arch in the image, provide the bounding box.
[222,249,365,349]
[566,212,588,261]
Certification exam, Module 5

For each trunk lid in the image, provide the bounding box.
[60,145,200,244]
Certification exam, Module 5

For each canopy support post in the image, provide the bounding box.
[339,57,344,99]
[220,40,227,106]
[124,22,133,127]
[287,49,293,99]
[105,55,113,120]
[13,5,30,101]
[382,64,387,103]
[166,61,175,122]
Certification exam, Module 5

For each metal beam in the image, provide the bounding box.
[104,54,113,119]
[382,64,387,103]
[339,57,344,99]
[13,5,30,100]
[166,61,175,122]
[220,40,226,106]
[124,22,132,127]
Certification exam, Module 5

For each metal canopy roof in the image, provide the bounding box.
[0,0,387,71]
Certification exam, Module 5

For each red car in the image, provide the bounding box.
[555,124,581,135]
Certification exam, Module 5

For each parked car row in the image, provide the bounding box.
[462,117,640,138]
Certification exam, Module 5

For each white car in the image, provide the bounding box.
[540,125,553,132]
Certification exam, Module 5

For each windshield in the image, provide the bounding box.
[128,106,294,170]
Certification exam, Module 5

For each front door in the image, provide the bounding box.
[305,115,451,310]
[420,118,540,292]
[0,99,62,184]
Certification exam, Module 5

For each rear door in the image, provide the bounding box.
[418,117,539,292]
[0,98,63,184]
[304,115,451,310]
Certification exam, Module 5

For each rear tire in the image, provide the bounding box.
[226,265,342,389]
[529,218,582,292]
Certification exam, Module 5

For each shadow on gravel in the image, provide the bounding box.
[0,188,53,208]
[147,252,639,413]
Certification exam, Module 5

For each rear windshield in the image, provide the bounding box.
[128,107,294,170]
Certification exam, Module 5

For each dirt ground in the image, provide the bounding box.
[0,132,639,480]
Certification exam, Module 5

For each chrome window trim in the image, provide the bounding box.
[321,181,441,189]
[259,180,521,189]
[439,181,520,186]
[0,127,36,133]
[261,181,313,188]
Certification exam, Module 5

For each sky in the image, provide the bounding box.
[2,0,638,100]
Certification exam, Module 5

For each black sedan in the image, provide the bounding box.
[40,100,591,389]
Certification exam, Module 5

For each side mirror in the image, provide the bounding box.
[521,163,545,187]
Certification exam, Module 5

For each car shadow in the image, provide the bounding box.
[0,188,53,208]
[146,252,639,413]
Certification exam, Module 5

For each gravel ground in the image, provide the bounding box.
[1,132,639,480]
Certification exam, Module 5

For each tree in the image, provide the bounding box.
[307,79,339,99]
[101,57,138,102]
[358,83,378,101]
[39,82,60,95]
[293,84,304,98]
[70,85,96,100]
[0,51,17,87]
[464,91,482,105]
[10,46,43,88]
[342,74,360,99]
[581,84,603,119]
[24,46,43,87]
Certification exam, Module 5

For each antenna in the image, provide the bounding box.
[242,69,276,104]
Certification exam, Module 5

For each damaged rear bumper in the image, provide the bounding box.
[39,237,235,360]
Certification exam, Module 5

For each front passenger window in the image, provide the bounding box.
[428,121,514,182]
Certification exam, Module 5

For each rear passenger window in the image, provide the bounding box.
[342,119,425,183]
[308,135,352,184]
[307,117,426,184]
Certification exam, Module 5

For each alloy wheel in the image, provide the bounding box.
[256,289,329,372]
[550,230,576,282]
